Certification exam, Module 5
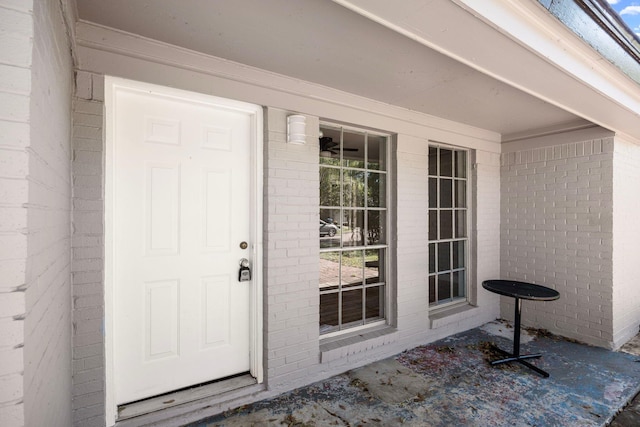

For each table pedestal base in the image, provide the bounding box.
[489,297,550,378]
[489,347,550,378]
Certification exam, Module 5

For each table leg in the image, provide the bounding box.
[489,297,550,378]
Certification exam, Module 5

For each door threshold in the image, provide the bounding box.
[117,374,257,421]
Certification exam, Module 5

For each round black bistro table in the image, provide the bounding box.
[482,280,560,378]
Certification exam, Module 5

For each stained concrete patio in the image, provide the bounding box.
[189,321,640,426]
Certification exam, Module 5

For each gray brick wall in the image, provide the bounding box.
[0,1,32,425]
[0,0,74,425]
[263,108,321,390]
[24,1,74,426]
[501,137,615,347]
[71,73,105,427]
[68,74,502,425]
[612,138,640,348]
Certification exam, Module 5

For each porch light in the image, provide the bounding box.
[287,114,306,144]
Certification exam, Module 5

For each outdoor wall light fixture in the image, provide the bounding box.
[287,114,306,144]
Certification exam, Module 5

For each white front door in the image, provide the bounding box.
[108,80,261,405]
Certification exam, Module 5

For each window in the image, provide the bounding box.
[319,124,389,336]
[428,144,468,306]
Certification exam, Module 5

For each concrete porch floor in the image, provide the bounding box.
[188,321,640,426]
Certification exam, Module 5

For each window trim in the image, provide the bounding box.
[427,142,471,309]
[319,122,392,338]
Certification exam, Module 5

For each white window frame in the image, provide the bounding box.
[428,143,471,308]
[319,122,391,338]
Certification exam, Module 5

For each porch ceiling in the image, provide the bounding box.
[75,0,585,139]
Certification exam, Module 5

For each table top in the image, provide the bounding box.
[482,280,560,301]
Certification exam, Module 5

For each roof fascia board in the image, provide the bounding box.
[333,0,640,144]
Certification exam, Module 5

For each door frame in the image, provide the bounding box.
[103,76,264,425]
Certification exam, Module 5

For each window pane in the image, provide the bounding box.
[365,285,384,321]
[367,210,385,245]
[367,172,386,208]
[341,250,363,287]
[455,150,467,178]
[437,242,450,271]
[453,270,465,298]
[428,146,438,176]
[455,210,467,238]
[320,292,339,333]
[428,178,437,208]
[320,209,341,249]
[320,252,340,290]
[343,170,365,208]
[342,289,363,325]
[440,210,453,239]
[343,130,365,168]
[342,210,364,247]
[429,243,436,274]
[440,149,453,177]
[440,178,452,208]
[429,210,437,240]
[429,276,436,304]
[320,168,341,207]
[368,134,387,171]
[438,273,451,301]
[320,127,341,166]
[364,249,382,284]
[455,180,466,208]
[453,240,465,269]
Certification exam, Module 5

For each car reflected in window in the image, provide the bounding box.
[319,219,338,237]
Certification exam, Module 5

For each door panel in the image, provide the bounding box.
[111,86,255,405]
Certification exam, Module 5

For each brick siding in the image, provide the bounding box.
[501,137,615,347]
[71,73,105,427]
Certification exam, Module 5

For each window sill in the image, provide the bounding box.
[429,302,479,329]
[319,325,398,364]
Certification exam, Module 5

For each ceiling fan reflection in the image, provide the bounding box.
[319,136,358,157]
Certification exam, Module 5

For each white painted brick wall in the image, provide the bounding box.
[501,137,614,347]
[68,72,502,423]
[612,137,640,348]
[24,1,73,426]
[263,108,321,390]
[71,73,105,427]
[0,2,32,426]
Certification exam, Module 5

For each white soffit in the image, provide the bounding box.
[335,0,640,144]
[74,0,584,139]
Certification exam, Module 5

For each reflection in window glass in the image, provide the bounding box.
[343,170,365,208]
[320,252,340,290]
[455,180,466,208]
[440,149,453,177]
[319,124,390,335]
[367,172,386,208]
[342,288,363,325]
[440,178,452,208]
[367,210,385,245]
[428,210,437,241]
[342,210,365,248]
[368,134,387,171]
[440,210,453,239]
[341,250,364,287]
[437,242,450,272]
[364,249,381,284]
[438,274,452,301]
[365,285,384,321]
[343,130,366,169]
[320,168,341,207]
[428,145,469,306]
[320,292,339,334]
[429,178,437,209]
